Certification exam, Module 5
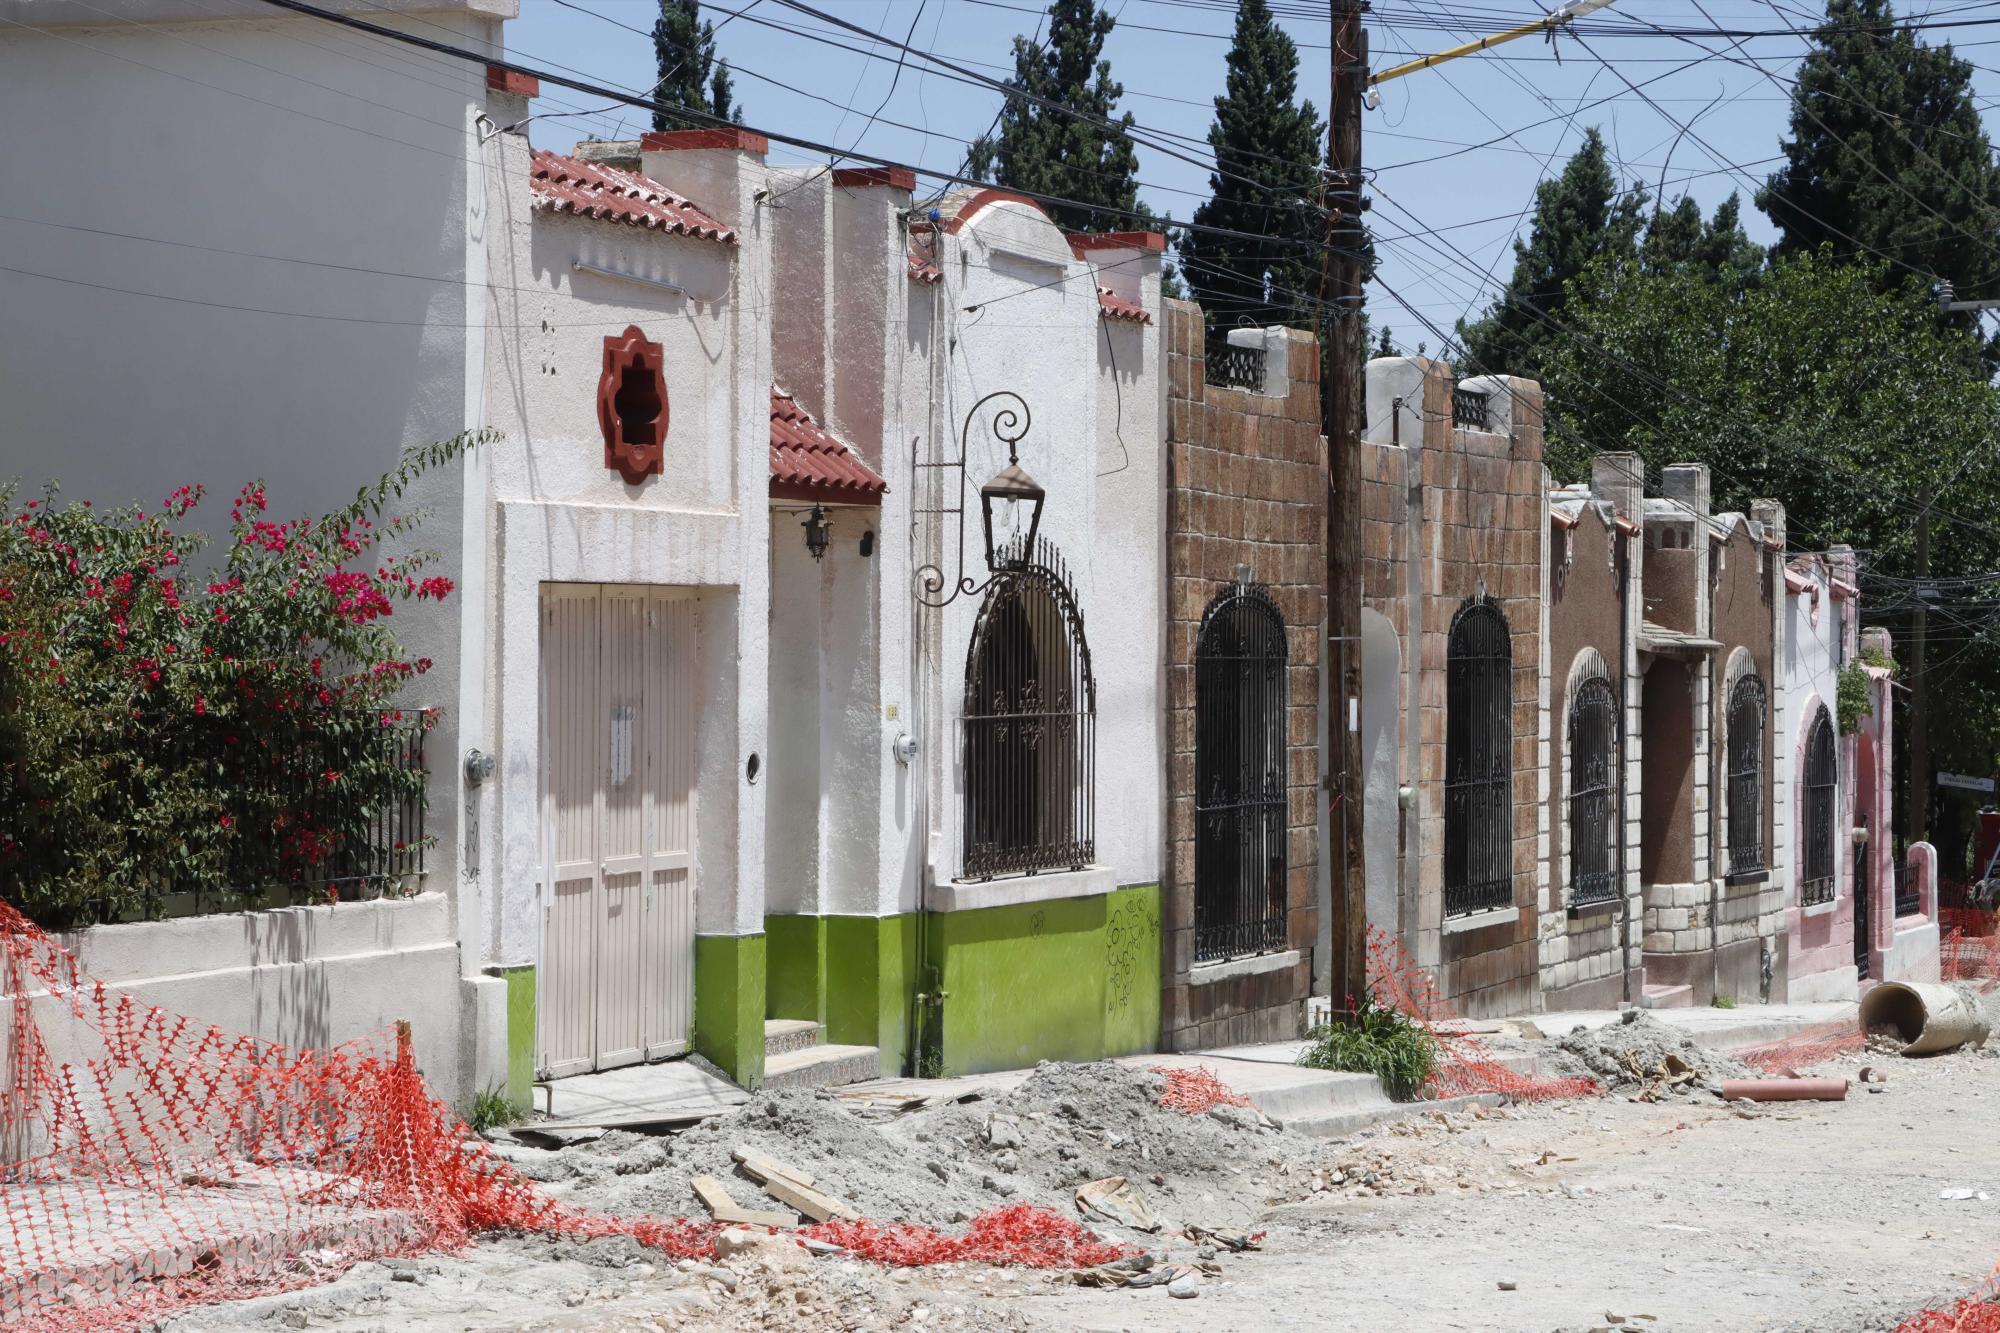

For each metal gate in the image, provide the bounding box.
[1193,581,1288,963]
[1727,674,1766,877]
[1567,676,1619,909]
[1854,812,1871,976]
[540,585,697,1078]
[1802,709,1837,907]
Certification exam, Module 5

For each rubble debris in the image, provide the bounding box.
[713,1228,812,1274]
[1075,1176,1161,1232]
[1543,1010,1753,1097]
[1182,1223,1261,1252]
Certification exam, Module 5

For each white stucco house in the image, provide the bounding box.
[0,1,1173,1102]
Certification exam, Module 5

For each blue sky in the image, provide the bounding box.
[506,0,2000,359]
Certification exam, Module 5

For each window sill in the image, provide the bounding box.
[1802,898,1839,919]
[1443,905,1520,935]
[930,865,1115,914]
[1190,949,1300,987]
[1567,895,1622,920]
[1724,869,1768,887]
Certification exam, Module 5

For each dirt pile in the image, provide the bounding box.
[521,1061,1296,1238]
[1542,1010,1751,1098]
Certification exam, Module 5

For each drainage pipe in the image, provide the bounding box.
[1858,981,1991,1056]
[1718,1078,1848,1102]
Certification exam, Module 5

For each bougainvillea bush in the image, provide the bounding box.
[0,435,486,928]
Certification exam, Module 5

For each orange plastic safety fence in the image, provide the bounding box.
[1893,1260,2000,1332]
[1736,1020,1868,1075]
[1363,927,1601,1103]
[0,903,1122,1332]
[1941,910,2000,983]
[1152,1066,1251,1115]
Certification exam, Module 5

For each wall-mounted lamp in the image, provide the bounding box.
[802,504,831,562]
[915,391,1042,607]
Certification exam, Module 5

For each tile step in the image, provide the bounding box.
[762,1044,881,1091]
[763,1019,822,1057]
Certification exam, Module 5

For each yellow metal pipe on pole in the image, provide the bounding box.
[1369,0,1620,87]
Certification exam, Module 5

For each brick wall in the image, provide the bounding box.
[1356,358,1546,1017]
[1160,301,1324,1050]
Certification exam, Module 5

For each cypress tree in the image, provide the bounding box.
[1457,128,1645,378]
[966,0,1153,233]
[1641,193,1764,286]
[1178,0,1325,330]
[651,0,738,132]
[1758,0,2000,305]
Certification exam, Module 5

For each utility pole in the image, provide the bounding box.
[1325,0,1368,1011]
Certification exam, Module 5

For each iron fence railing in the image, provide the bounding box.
[1894,844,1921,918]
[1453,387,1491,429]
[1205,341,1266,392]
[7,712,430,925]
[1193,582,1289,964]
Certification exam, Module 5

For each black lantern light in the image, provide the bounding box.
[802,504,831,561]
[980,454,1045,573]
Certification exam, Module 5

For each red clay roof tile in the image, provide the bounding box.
[770,387,887,505]
[528,148,735,244]
[1097,287,1151,324]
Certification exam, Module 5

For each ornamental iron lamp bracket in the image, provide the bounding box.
[914,391,1044,607]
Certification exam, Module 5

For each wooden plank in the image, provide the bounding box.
[691,1175,796,1229]
[731,1146,816,1191]
[510,1104,733,1138]
[753,1171,861,1224]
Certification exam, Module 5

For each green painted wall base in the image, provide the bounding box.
[762,885,1159,1080]
[488,963,537,1111]
[695,932,767,1088]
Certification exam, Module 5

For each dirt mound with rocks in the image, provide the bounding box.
[519,1061,1296,1236]
[1542,1010,1751,1097]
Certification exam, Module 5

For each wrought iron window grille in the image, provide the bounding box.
[1444,596,1514,917]
[1726,674,1767,879]
[960,537,1097,880]
[1205,340,1266,391]
[1452,387,1491,430]
[1567,676,1620,910]
[1802,710,1837,907]
[1193,580,1289,964]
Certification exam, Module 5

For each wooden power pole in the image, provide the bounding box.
[1326,0,1369,1009]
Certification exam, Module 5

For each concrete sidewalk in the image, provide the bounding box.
[1527,998,1860,1051]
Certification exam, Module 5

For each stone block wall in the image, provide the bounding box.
[1160,302,1324,1051]
[1356,357,1547,1017]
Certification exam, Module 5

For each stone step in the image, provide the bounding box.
[763,1044,881,1091]
[1641,982,1695,1010]
[763,1019,822,1057]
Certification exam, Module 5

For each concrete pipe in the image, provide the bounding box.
[1718,1079,1848,1102]
[1858,981,1992,1056]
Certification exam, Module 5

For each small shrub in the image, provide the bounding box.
[1297,994,1438,1101]
[1712,993,1737,1009]
[1836,662,1877,735]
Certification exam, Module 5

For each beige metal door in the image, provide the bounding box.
[539,585,698,1078]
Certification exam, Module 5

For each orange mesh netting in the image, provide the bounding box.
[1941,909,2000,983]
[1736,1020,1868,1074]
[1363,927,1600,1102]
[0,902,1124,1331]
[1152,1066,1251,1115]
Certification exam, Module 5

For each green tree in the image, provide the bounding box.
[1758,0,2000,312]
[1177,0,1324,330]
[966,0,1153,233]
[1639,193,1764,286]
[650,0,738,131]
[1457,128,1646,379]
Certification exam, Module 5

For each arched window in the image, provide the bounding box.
[1726,673,1767,879]
[1194,581,1288,963]
[1568,676,1619,908]
[961,538,1095,879]
[1445,597,1513,916]
[1802,708,1837,906]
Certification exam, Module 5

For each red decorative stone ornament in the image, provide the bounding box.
[597,326,668,485]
